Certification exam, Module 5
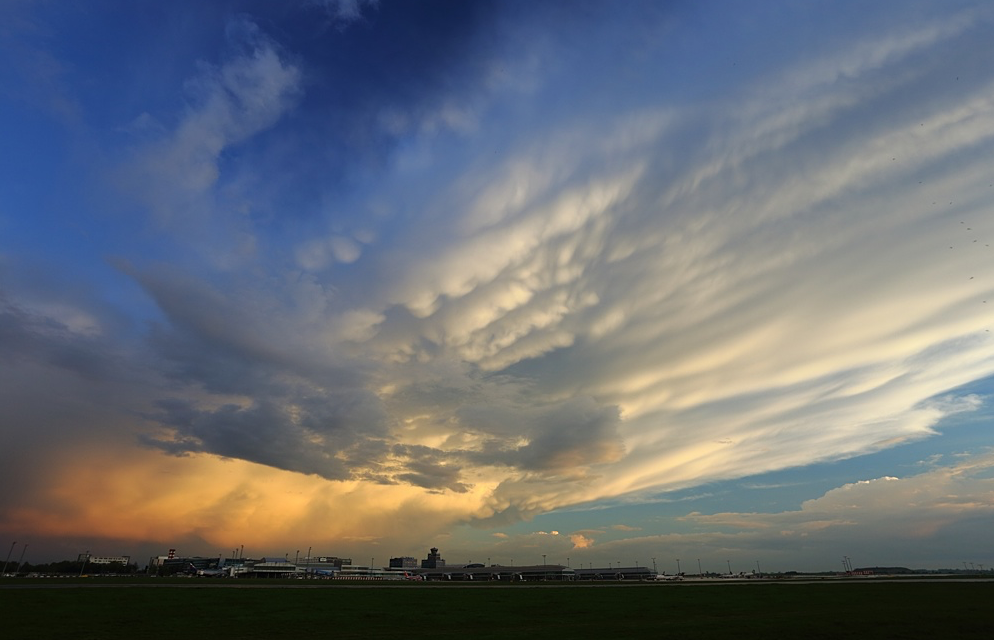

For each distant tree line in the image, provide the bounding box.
[3,560,141,576]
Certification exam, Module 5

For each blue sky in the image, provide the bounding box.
[2,0,994,572]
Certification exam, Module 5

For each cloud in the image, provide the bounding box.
[307,0,378,25]
[666,452,994,565]
[119,4,994,527]
[295,235,363,270]
[117,16,301,229]
[570,533,595,549]
[6,2,994,565]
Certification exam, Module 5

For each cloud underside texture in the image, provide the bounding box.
[4,3,994,541]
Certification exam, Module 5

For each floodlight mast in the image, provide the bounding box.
[16,544,28,571]
[2,541,15,576]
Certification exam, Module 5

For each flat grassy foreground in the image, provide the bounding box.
[1,580,991,639]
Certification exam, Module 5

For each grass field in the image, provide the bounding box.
[1,579,991,639]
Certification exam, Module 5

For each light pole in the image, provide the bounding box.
[542,554,546,566]
[676,559,681,575]
[726,560,731,575]
[756,560,761,575]
[698,558,702,578]
[2,541,15,576]
[652,557,657,573]
[295,550,299,565]
[16,544,28,574]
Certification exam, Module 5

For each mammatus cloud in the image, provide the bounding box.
[4,3,994,565]
[129,5,994,525]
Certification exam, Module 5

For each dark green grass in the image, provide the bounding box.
[1,580,991,639]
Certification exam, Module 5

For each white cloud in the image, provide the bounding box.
[678,452,994,558]
[308,0,378,24]
[118,17,301,228]
[336,6,994,524]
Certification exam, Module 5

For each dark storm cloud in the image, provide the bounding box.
[126,264,396,481]
[142,397,389,481]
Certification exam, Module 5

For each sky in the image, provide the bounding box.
[2,0,994,574]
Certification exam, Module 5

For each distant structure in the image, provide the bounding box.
[421,547,445,569]
[389,556,419,569]
[148,552,221,575]
[303,555,351,569]
[77,553,130,565]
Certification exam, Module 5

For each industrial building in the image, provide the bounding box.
[389,556,419,569]
[77,554,131,565]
